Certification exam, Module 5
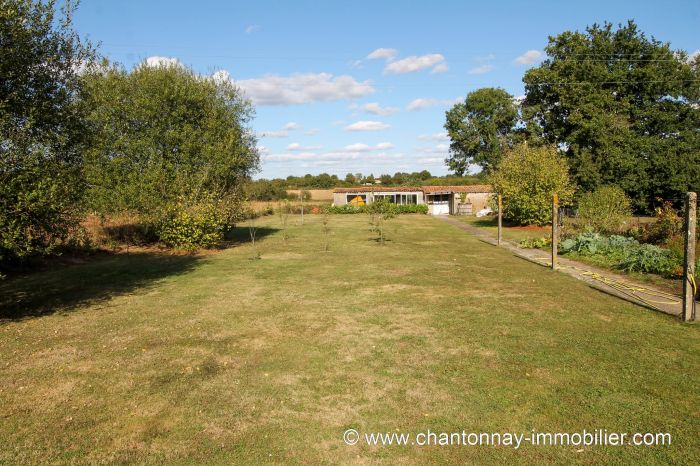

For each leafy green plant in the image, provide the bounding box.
[559,232,607,255]
[489,144,575,226]
[519,236,552,249]
[325,204,428,215]
[618,244,677,276]
[560,232,683,278]
[576,186,632,234]
[156,199,228,250]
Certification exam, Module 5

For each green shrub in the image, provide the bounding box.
[641,201,683,245]
[576,186,632,234]
[325,204,428,215]
[489,144,575,226]
[519,237,552,249]
[157,201,229,250]
[618,244,678,276]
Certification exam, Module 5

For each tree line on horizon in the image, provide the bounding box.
[246,171,487,200]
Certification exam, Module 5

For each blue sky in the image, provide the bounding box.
[71,0,699,179]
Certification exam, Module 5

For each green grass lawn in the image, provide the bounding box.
[1,214,698,464]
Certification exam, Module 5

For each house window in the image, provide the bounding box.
[375,194,395,203]
[396,194,417,204]
[347,194,366,205]
[427,194,449,204]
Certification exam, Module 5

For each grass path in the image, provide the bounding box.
[1,215,698,464]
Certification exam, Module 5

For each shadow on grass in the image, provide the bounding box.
[470,217,498,228]
[0,252,202,322]
[222,226,280,245]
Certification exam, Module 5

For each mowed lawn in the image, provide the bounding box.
[1,215,698,464]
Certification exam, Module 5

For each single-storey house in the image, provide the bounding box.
[332,185,494,215]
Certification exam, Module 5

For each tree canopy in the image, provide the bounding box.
[444,87,519,174]
[82,62,259,221]
[490,144,575,226]
[523,20,700,210]
[1,0,95,266]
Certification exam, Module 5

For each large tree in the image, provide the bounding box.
[444,87,519,174]
[81,62,259,224]
[523,20,700,211]
[0,0,95,267]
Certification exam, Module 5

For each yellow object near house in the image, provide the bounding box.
[349,195,365,206]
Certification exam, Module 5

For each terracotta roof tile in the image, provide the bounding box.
[421,185,493,193]
[333,185,493,194]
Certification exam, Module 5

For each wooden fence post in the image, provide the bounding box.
[551,193,559,270]
[497,194,502,246]
[682,192,697,321]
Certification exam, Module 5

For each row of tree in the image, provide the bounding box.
[445,21,700,212]
[1,1,259,267]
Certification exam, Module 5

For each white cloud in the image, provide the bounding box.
[431,63,449,74]
[305,128,320,136]
[384,53,447,75]
[514,50,543,65]
[345,120,391,131]
[144,56,181,68]
[344,143,371,152]
[245,25,260,34]
[375,142,394,150]
[418,132,449,141]
[211,69,231,84]
[235,72,374,106]
[262,149,405,168]
[282,122,300,130]
[367,48,398,61]
[419,143,450,154]
[361,102,400,116]
[287,142,322,151]
[469,64,494,75]
[417,157,444,164]
[406,98,437,111]
[260,130,288,138]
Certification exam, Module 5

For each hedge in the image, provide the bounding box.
[325,204,428,215]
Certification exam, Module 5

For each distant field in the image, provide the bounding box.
[287,189,334,201]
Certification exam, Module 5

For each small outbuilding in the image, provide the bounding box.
[332,185,493,215]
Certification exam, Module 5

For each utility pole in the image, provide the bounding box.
[497,194,502,246]
[682,192,697,321]
[551,193,558,271]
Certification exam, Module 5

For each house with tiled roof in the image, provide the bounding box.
[332,185,493,215]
